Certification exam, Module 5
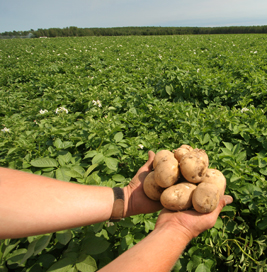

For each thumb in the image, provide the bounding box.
[217,195,233,211]
[145,150,155,171]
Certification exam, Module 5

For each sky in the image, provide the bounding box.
[0,0,266,33]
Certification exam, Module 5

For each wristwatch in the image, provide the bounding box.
[109,187,125,222]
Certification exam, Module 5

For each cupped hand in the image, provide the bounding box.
[155,195,233,240]
[123,151,163,217]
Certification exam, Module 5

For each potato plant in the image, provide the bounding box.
[1,34,267,271]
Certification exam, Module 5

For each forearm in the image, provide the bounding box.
[99,223,191,272]
[0,167,114,239]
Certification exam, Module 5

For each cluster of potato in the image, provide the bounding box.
[143,145,226,213]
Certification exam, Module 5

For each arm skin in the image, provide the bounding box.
[99,195,233,272]
[0,151,162,239]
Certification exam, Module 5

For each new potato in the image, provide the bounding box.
[180,149,209,184]
[143,171,164,201]
[143,147,227,214]
[160,182,197,211]
[174,145,193,162]
[154,156,179,188]
[201,168,226,198]
[153,150,174,169]
[192,182,220,213]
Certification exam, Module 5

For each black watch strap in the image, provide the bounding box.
[109,187,125,222]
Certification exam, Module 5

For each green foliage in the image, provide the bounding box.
[1,34,267,271]
[1,25,267,39]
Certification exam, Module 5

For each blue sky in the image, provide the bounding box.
[0,0,266,33]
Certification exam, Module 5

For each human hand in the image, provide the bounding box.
[155,195,233,240]
[123,151,163,217]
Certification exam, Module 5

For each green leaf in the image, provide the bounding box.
[47,257,75,272]
[195,263,210,272]
[92,153,105,164]
[214,217,223,229]
[2,240,20,260]
[56,230,72,245]
[61,141,74,149]
[84,151,98,159]
[56,167,71,181]
[232,143,240,155]
[54,138,63,149]
[37,254,57,269]
[220,148,232,156]
[259,168,267,175]
[65,165,85,178]
[221,205,236,212]
[31,158,58,168]
[6,248,27,266]
[81,237,110,255]
[201,133,210,145]
[7,147,18,155]
[54,139,73,150]
[119,218,134,228]
[236,151,246,162]
[114,132,123,142]
[34,234,52,255]
[75,254,97,272]
[223,142,233,150]
[104,148,120,157]
[257,217,267,230]
[19,240,37,264]
[104,157,118,171]
[144,219,155,233]
[57,152,72,166]
[84,164,99,178]
[112,174,125,182]
[165,85,173,96]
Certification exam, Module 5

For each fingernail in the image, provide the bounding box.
[224,195,233,205]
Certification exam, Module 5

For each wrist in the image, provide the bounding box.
[155,217,194,242]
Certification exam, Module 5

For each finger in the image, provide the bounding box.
[214,195,233,214]
[222,195,233,205]
[142,150,155,172]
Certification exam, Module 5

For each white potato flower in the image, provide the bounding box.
[39,109,48,114]
[56,107,68,114]
[241,107,249,113]
[1,127,10,133]
[92,100,102,107]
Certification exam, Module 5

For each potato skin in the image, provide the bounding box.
[153,150,174,169]
[154,156,179,188]
[201,169,226,198]
[174,145,193,162]
[160,182,197,211]
[192,182,220,213]
[143,171,164,201]
[180,149,209,183]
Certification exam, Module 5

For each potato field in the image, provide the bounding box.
[1,34,267,271]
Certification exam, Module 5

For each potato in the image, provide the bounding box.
[201,168,226,198]
[174,145,193,162]
[154,156,179,188]
[143,171,164,201]
[192,182,220,213]
[179,149,209,183]
[153,150,174,169]
[160,182,197,211]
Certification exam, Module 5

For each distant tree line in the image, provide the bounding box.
[1,25,267,38]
